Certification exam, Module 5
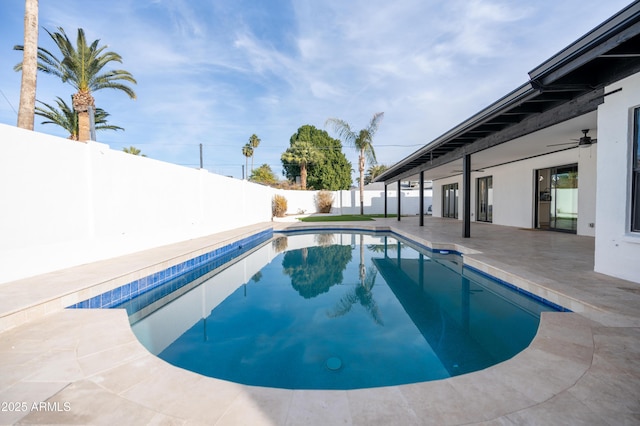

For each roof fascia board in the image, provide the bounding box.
[529,2,640,83]
[375,82,538,183]
[378,87,603,184]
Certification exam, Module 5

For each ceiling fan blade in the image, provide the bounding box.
[547,142,577,147]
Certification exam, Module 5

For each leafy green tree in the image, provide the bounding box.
[283,125,352,190]
[250,163,277,184]
[326,112,384,214]
[365,164,389,184]
[281,139,323,190]
[14,27,137,141]
[123,146,146,156]
[16,0,38,130]
[248,134,261,171]
[35,96,123,140]
[282,245,353,299]
[242,143,253,179]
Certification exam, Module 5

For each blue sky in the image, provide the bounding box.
[0,0,632,180]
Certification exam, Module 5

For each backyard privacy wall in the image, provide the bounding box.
[0,125,430,284]
[0,125,271,283]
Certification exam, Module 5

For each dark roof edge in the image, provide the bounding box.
[529,2,640,81]
[374,82,537,183]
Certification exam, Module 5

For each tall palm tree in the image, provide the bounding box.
[16,0,38,130]
[242,143,253,179]
[35,96,123,140]
[281,140,323,190]
[248,134,261,171]
[326,112,384,214]
[14,27,136,142]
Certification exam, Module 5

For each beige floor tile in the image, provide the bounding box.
[215,386,293,426]
[347,386,420,426]
[285,390,352,426]
[15,380,167,425]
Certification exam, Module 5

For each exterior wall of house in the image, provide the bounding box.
[431,147,597,237]
[594,72,640,284]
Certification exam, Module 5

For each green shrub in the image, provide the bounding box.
[316,190,334,213]
[272,194,288,217]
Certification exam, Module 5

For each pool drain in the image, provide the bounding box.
[326,357,342,371]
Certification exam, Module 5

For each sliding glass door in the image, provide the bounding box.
[477,176,493,222]
[442,183,458,218]
[536,165,578,233]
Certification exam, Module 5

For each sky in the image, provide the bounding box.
[0,0,634,181]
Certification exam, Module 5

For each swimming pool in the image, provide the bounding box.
[123,231,561,390]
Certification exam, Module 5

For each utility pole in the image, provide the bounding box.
[199,143,203,169]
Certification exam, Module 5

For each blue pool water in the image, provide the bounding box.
[127,231,560,390]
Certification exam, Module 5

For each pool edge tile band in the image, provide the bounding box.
[463,264,572,313]
[68,229,273,310]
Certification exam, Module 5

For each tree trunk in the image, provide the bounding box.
[301,163,308,190]
[73,91,95,142]
[359,150,365,215]
[17,0,38,130]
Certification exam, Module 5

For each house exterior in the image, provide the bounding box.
[376,3,640,284]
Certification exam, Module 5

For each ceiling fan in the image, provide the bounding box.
[547,129,597,148]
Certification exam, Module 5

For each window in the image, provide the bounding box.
[477,176,493,222]
[632,107,640,232]
[442,183,458,218]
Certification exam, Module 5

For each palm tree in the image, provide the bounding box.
[122,146,146,156]
[281,140,323,190]
[328,265,383,326]
[242,143,253,179]
[35,96,123,140]
[16,0,38,130]
[14,27,136,142]
[365,164,389,185]
[248,134,261,171]
[326,112,384,214]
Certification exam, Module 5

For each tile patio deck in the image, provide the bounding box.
[1,217,638,425]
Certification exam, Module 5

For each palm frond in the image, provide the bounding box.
[325,118,357,147]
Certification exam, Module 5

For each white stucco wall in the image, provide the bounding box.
[332,188,432,216]
[431,147,597,237]
[0,125,274,283]
[0,125,433,283]
[594,73,640,283]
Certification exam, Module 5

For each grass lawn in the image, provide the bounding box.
[298,214,396,222]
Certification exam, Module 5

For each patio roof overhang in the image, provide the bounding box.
[375,2,640,185]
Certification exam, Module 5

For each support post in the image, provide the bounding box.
[463,153,471,238]
[397,180,401,221]
[419,171,425,226]
[384,184,388,218]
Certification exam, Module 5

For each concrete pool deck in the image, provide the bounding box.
[1,217,639,425]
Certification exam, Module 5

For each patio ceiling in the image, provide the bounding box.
[376,2,640,184]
